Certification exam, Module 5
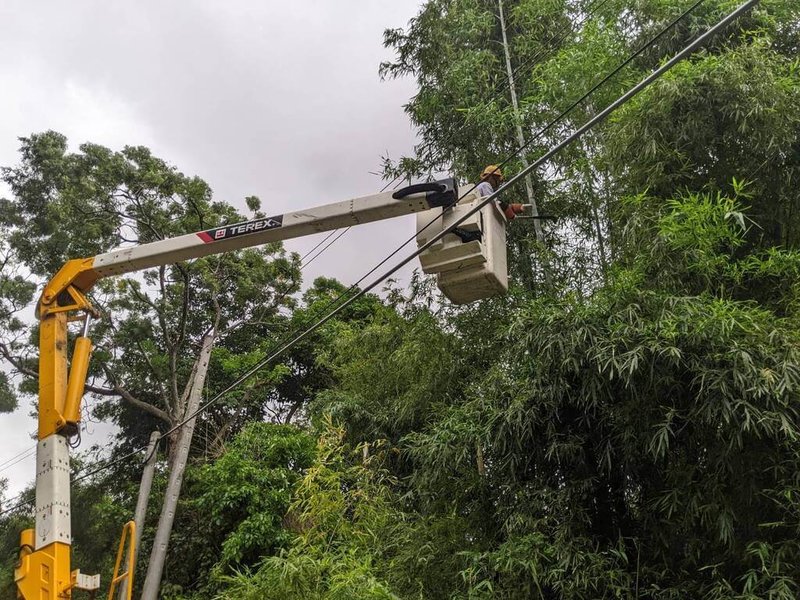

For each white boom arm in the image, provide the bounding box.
[90,180,457,280]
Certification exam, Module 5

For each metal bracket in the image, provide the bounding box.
[513,204,558,221]
[392,177,458,208]
[38,285,98,319]
[71,569,100,591]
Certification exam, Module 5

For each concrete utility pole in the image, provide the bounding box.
[140,331,215,600]
[118,431,160,600]
[498,0,545,245]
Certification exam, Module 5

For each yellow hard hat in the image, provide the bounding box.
[480,164,503,181]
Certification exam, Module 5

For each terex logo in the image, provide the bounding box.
[198,215,284,244]
[228,218,282,235]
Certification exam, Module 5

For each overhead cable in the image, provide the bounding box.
[0,446,36,471]
[299,173,404,266]
[0,0,755,517]
[136,0,757,474]
[0,0,624,505]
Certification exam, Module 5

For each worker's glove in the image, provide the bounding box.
[504,203,525,221]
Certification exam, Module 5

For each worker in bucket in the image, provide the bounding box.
[476,164,504,198]
[475,164,524,220]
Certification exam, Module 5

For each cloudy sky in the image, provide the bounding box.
[0,0,425,499]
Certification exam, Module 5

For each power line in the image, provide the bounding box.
[13,0,713,513]
[299,229,339,264]
[302,228,351,269]
[0,494,33,516]
[160,0,750,452]
[141,0,737,477]
[299,174,404,266]
[0,445,36,471]
[0,449,36,474]
[0,0,751,518]
[0,0,616,508]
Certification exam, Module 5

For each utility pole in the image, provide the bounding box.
[140,330,215,600]
[118,431,160,600]
[498,0,545,245]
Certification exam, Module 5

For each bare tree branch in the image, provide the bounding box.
[86,380,171,424]
[0,341,171,424]
[0,342,36,379]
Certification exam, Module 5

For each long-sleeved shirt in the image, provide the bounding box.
[475,181,494,198]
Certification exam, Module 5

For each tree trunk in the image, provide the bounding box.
[140,328,216,600]
[498,0,545,245]
[118,430,160,600]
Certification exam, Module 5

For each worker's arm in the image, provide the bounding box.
[472,180,523,221]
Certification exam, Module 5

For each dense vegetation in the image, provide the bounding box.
[1,0,799,598]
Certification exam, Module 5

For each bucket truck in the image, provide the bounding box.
[14,178,511,599]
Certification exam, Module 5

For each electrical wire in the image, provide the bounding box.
[13,0,717,512]
[0,446,36,471]
[0,448,36,474]
[302,228,352,269]
[0,495,33,517]
[299,229,339,264]
[0,0,750,518]
[155,0,751,454]
[299,174,404,266]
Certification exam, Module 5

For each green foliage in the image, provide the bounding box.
[263,277,393,425]
[0,372,18,413]
[606,39,800,246]
[199,423,315,570]
[217,422,403,600]
[312,303,464,445]
[0,131,303,455]
[152,423,315,597]
[0,228,36,412]
[0,480,33,597]
[284,190,800,599]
